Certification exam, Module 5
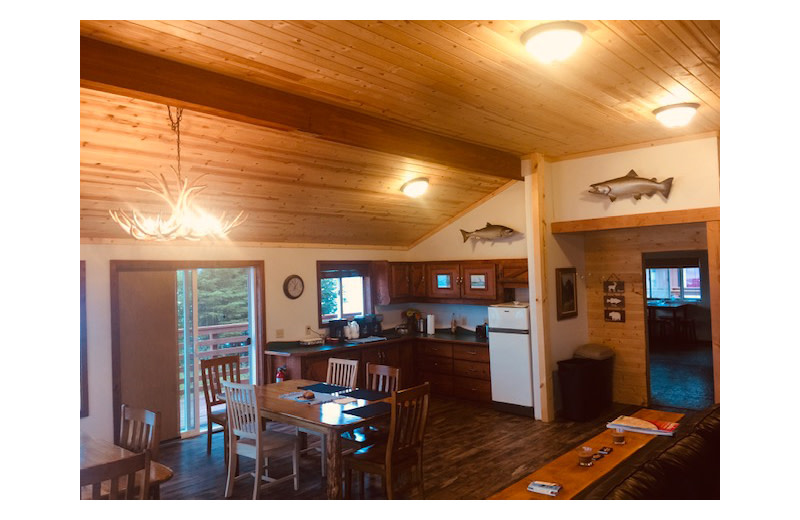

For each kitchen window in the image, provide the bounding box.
[317,261,375,326]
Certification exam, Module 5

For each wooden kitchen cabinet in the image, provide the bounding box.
[413,339,491,402]
[427,262,497,300]
[388,262,427,302]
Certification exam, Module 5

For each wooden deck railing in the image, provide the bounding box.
[178,322,253,430]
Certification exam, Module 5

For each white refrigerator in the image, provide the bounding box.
[488,302,534,417]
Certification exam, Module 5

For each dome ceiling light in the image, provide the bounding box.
[653,102,701,127]
[401,177,429,198]
[520,21,587,63]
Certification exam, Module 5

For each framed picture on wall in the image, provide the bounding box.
[604,309,626,323]
[555,267,578,320]
[604,295,625,308]
[603,280,625,293]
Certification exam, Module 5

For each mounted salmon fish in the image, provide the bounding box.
[460,222,516,242]
[589,170,673,202]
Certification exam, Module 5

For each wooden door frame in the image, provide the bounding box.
[109,259,266,441]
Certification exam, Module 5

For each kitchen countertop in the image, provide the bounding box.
[266,327,488,356]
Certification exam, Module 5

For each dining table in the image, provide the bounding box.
[80,432,174,499]
[249,379,392,499]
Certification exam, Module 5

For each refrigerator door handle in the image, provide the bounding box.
[488,327,530,334]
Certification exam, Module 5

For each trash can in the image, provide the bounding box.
[557,344,614,421]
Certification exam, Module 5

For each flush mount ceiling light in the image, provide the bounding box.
[109,106,247,241]
[521,21,586,63]
[653,102,701,128]
[401,177,429,198]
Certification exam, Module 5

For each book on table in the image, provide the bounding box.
[606,415,679,436]
[527,480,562,496]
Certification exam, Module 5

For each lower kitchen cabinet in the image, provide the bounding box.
[414,340,491,402]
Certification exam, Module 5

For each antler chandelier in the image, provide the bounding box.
[109,106,246,241]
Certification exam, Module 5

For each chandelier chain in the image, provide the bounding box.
[168,106,183,176]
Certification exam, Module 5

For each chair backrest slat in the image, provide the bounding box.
[326,357,358,388]
[366,363,400,393]
[201,355,242,410]
[80,450,151,500]
[222,380,262,441]
[118,404,161,461]
[386,382,430,464]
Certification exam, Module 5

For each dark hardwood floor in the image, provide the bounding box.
[157,396,645,500]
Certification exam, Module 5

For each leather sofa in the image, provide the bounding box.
[575,405,720,499]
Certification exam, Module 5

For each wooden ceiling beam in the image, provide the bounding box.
[80,37,521,180]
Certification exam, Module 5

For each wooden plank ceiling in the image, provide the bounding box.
[80,20,720,247]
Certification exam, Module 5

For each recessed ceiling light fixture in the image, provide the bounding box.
[401,177,429,198]
[653,102,700,127]
[521,21,586,63]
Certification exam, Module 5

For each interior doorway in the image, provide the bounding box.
[643,251,714,410]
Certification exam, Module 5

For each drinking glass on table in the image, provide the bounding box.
[576,446,594,467]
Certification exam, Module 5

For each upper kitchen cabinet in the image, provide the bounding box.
[427,262,497,301]
[388,262,427,302]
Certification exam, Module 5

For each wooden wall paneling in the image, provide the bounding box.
[583,223,708,406]
[706,220,720,403]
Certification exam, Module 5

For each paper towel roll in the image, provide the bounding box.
[427,315,435,335]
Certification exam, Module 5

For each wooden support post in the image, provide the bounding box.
[525,153,554,422]
[706,220,720,403]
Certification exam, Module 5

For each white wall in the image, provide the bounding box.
[409,181,528,260]
[550,136,720,222]
[79,243,407,440]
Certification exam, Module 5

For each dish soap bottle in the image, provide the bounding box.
[451,313,457,334]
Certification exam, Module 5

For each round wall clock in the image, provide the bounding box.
[283,274,304,299]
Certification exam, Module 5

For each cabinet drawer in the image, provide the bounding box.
[416,355,453,374]
[453,376,492,402]
[452,344,490,363]
[420,342,453,358]
[453,359,491,380]
[419,371,453,395]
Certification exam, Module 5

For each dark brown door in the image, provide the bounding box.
[118,270,180,442]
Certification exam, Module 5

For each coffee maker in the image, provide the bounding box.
[327,319,349,341]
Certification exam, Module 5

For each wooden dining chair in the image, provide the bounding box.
[200,354,242,463]
[81,450,151,500]
[344,382,430,500]
[222,380,300,499]
[342,363,401,446]
[327,357,359,388]
[301,357,359,476]
[118,404,168,498]
[366,363,400,393]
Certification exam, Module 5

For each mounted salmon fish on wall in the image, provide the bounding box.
[460,222,517,242]
[589,170,673,203]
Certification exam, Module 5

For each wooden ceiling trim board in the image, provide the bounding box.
[80,37,521,179]
[80,235,411,250]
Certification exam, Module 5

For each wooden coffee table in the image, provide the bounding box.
[488,409,684,500]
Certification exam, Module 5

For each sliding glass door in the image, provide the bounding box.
[177,267,258,437]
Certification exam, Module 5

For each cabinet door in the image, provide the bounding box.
[461,263,497,300]
[389,263,411,299]
[409,263,426,298]
[426,263,461,298]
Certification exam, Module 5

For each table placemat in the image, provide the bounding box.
[297,382,349,394]
[340,388,390,401]
[279,391,339,405]
[488,409,684,500]
[343,401,391,418]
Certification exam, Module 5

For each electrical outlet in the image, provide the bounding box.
[276,329,284,338]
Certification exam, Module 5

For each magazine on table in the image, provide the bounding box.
[606,415,679,436]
